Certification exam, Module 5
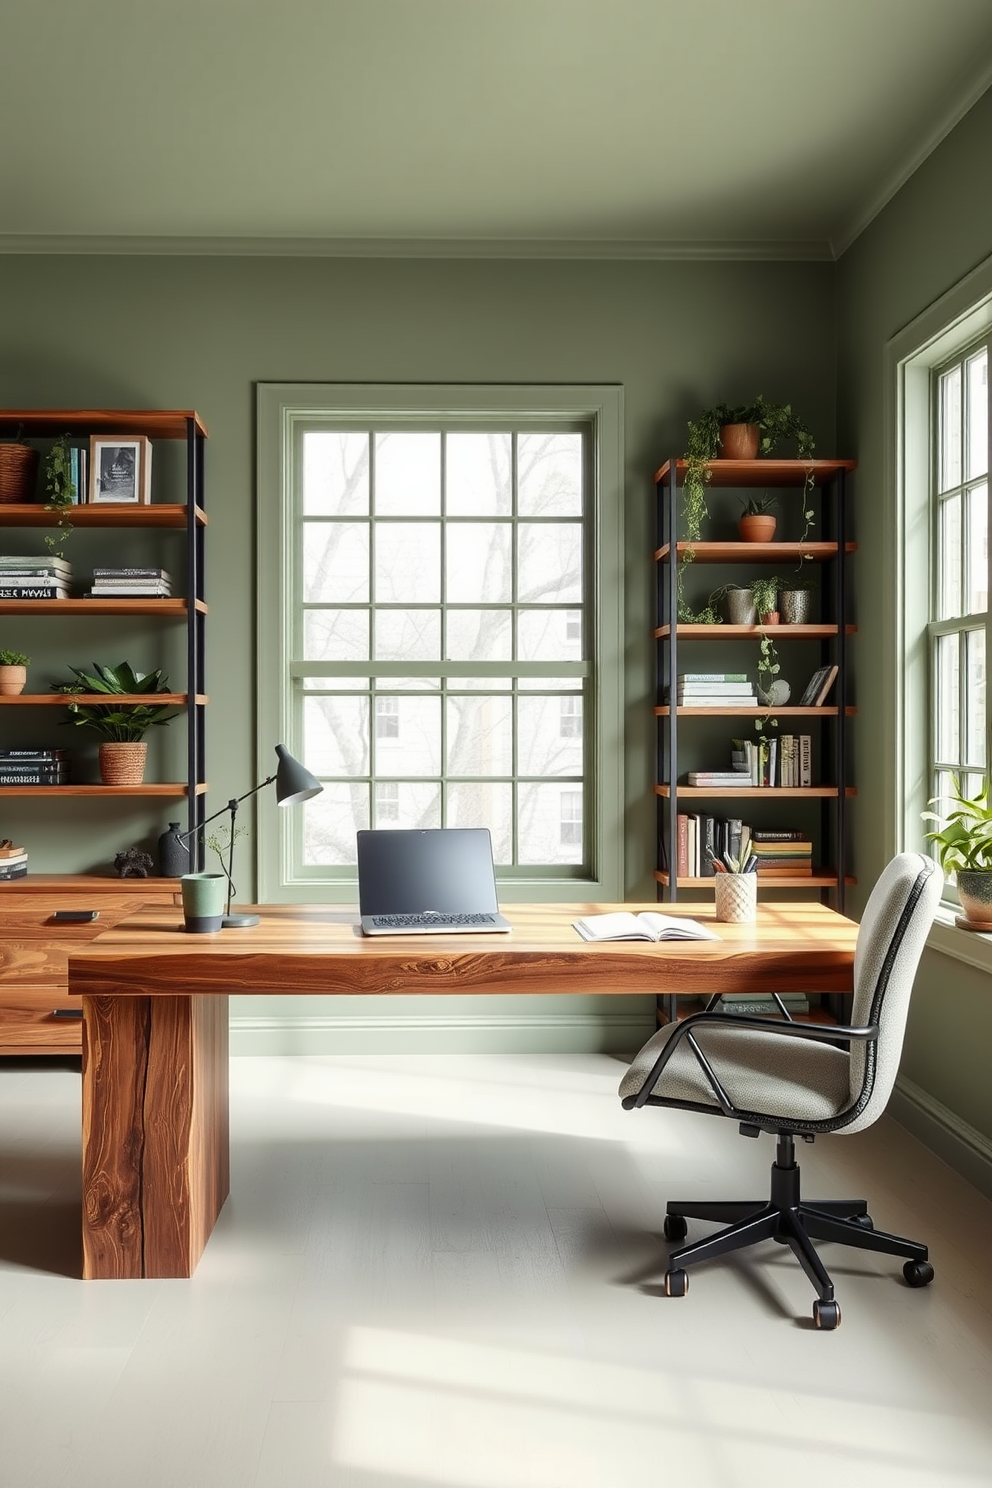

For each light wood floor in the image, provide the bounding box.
[2,1052,992,1488]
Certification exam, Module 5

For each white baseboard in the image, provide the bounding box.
[229,1010,655,1056]
[890,1076,992,1202]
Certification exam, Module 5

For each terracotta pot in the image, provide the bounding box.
[0,664,27,695]
[718,422,760,460]
[757,611,780,625]
[99,741,148,785]
[738,514,777,542]
[955,870,992,928]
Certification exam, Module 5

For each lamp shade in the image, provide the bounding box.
[274,744,322,806]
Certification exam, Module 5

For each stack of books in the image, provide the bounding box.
[0,839,28,879]
[716,992,810,1016]
[0,748,70,787]
[0,555,73,599]
[738,734,812,787]
[673,672,759,707]
[750,831,814,877]
[87,567,172,598]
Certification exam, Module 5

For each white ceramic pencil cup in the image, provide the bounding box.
[714,873,757,923]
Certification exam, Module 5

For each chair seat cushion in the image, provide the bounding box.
[619,1021,852,1123]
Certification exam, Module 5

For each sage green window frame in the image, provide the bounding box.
[256,383,624,904]
[928,336,991,822]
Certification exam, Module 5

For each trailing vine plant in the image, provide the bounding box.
[42,434,77,558]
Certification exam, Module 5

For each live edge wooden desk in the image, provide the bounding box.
[67,900,858,1280]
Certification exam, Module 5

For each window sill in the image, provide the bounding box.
[927,905,992,974]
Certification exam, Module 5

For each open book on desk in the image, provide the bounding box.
[573,911,719,942]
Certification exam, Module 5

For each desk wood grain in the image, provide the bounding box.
[69,901,858,999]
[69,900,857,1279]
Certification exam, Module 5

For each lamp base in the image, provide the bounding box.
[222,911,260,929]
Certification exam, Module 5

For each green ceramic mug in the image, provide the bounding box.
[180,872,226,933]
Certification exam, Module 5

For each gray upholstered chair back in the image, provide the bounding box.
[843,852,942,1134]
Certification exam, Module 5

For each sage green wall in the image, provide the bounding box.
[837,88,992,1142]
[0,253,834,1049]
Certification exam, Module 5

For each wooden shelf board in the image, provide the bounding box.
[654,705,855,716]
[0,598,205,616]
[0,873,183,891]
[0,693,206,705]
[654,623,855,639]
[654,458,856,487]
[654,541,856,562]
[0,410,207,439]
[0,503,206,528]
[0,783,207,797]
[653,870,856,888]
[654,785,857,798]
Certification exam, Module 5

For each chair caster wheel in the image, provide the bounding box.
[813,1298,841,1330]
[903,1259,934,1288]
[663,1214,688,1242]
[854,1213,874,1229]
[664,1268,689,1297]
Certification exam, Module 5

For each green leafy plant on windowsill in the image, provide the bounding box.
[51,661,179,741]
[41,434,77,558]
[922,776,992,872]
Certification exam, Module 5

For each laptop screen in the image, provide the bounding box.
[357,828,501,917]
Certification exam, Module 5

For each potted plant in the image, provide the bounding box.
[756,630,789,705]
[52,661,178,785]
[922,776,992,927]
[41,434,77,557]
[777,570,816,624]
[749,574,780,623]
[681,396,816,542]
[708,582,754,625]
[0,648,30,695]
[739,493,778,543]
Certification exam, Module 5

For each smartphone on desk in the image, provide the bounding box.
[49,910,99,924]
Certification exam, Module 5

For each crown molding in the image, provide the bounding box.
[0,232,833,262]
[832,61,992,259]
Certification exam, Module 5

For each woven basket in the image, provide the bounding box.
[0,442,39,504]
[99,742,148,786]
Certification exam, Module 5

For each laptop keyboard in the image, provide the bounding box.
[369,912,499,929]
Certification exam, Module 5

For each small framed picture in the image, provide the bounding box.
[88,435,152,504]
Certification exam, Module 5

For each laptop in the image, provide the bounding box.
[357,827,512,935]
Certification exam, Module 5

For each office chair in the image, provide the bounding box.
[619,852,943,1328]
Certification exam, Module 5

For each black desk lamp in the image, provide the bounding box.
[180,744,322,928]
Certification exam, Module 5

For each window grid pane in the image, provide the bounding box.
[932,337,992,831]
[296,427,588,871]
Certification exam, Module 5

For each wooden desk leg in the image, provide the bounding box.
[81,993,230,1279]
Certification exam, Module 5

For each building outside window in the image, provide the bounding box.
[256,384,623,902]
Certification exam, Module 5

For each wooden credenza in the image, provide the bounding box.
[0,875,181,1054]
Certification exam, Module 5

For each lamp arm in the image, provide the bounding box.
[176,773,277,846]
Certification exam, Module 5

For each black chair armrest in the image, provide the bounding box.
[626,1009,878,1113]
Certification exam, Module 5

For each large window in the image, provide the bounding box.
[257,385,623,902]
[930,340,990,818]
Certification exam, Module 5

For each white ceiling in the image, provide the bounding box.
[4,0,992,258]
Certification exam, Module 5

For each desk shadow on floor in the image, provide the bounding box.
[0,1153,82,1278]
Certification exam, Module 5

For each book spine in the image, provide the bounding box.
[800,734,812,787]
[0,586,70,599]
[678,673,749,683]
[751,830,805,841]
[0,770,68,784]
[0,750,69,759]
[728,818,742,865]
[676,813,688,880]
[0,865,29,879]
[701,815,716,876]
[92,567,170,578]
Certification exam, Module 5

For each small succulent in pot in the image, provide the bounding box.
[0,648,30,695]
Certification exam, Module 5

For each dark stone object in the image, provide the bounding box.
[158,820,189,878]
[114,848,154,878]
